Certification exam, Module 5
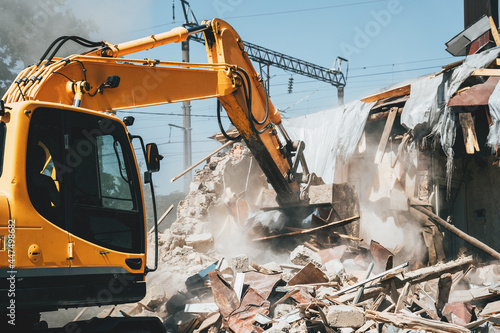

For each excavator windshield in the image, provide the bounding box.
[26,107,145,253]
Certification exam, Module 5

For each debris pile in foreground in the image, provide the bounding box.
[101,145,500,332]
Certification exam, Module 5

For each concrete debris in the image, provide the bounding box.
[185,233,214,252]
[273,304,297,319]
[290,245,323,268]
[247,210,287,233]
[264,320,291,332]
[326,305,365,328]
[97,145,500,333]
[324,259,346,281]
[232,254,249,274]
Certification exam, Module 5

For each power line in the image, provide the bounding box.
[349,65,442,78]
[114,1,389,41]
[123,110,222,118]
[349,57,458,71]
[225,0,387,20]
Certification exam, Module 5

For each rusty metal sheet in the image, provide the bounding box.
[290,287,314,304]
[209,271,239,318]
[443,302,473,326]
[196,313,221,332]
[239,287,266,309]
[227,302,270,333]
[448,76,500,107]
[370,240,393,271]
[288,263,328,286]
[243,271,282,300]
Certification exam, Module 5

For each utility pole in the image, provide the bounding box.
[338,86,344,105]
[179,0,196,193]
[181,38,192,193]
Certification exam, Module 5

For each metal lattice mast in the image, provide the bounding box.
[189,34,347,105]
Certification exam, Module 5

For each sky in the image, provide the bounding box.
[64,0,465,195]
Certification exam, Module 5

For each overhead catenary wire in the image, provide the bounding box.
[349,56,459,71]
[349,65,443,78]
[224,0,388,20]
[122,0,388,36]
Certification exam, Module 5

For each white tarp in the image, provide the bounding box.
[401,46,500,190]
[400,74,445,137]
[283,47,500,187]
[283,99,375,184]
[488,74,500,148]
[402,46,500,149]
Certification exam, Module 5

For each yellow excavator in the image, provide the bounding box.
[0,19,357,331]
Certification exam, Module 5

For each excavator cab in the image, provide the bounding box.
[0,102,156,322]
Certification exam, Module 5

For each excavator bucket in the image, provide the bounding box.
[258,182,360,221]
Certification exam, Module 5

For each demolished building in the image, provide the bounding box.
[81,7,500,333]
[284,24,500,266]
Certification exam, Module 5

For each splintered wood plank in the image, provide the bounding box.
[361,85,410,103]
[408,293,440,321]
[436,273,452,316]
[365,310,469,333]
[442,59,465,71]
[490,16,500,46]
[374,107,398,164]
[252,215,359,241]
[480,299,500,316]
[459,113,480,154]
[473,68,500,76]
[394,282,411,313]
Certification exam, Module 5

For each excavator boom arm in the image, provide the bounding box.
[4,19,306,205]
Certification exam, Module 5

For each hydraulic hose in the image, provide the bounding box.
[234,68,272,135]
[38,36,103,66]
[217,100,241,141]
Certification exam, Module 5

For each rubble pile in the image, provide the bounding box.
[102,144,500,332]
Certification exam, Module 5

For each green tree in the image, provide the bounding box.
[144,189,187,232]
[0,0,96,95]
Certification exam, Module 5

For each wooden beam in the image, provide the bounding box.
[361,85,410,103]
[148,204,175,233]
[442,59,465,71]
[171,140,233,182]
[394,282,410,313]
[401,255,474,285]
[368,108,403,123]
[365,310,470,333]
[252,215,360,241]
[490,16,500,46]
[408,293,440,321]
[472,68,500,76]
[374,107,398,164]
[436,273,452,316]
[338,256,474,304]
[459,113,480,154]
[410,200,500,259]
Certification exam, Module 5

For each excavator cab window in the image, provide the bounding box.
[27,107,144,253]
